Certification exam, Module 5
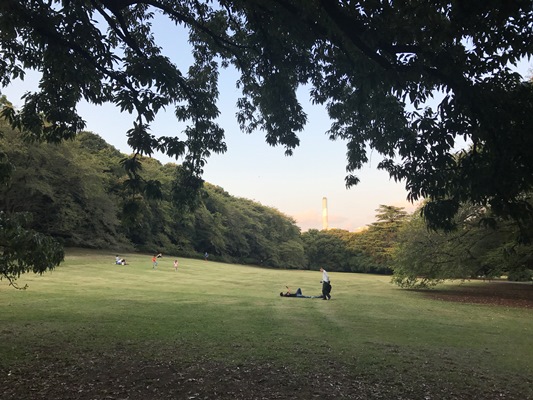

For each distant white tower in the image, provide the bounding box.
[322,197,329,230]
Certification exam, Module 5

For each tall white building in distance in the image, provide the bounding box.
[322,197,329,230]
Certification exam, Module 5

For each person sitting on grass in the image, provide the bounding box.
[115,255,127,265]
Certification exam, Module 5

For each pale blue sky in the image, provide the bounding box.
[2,14,531,232]
[3,67,418,232]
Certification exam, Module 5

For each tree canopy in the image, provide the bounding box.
[0,126,306,271]
[392,200,533,287]
[357,205,408,269]
[0,97,64,287]
[1,0,533,232]
[2,119,531,285]
[0,211,64,288]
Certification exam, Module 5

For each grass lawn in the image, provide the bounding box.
[1,248,532,399]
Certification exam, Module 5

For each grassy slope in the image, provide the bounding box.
[1,248,532,398]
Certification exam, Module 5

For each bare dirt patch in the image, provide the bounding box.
[0,353,523,400]
[419,281,533,308]
[0,355,409,400]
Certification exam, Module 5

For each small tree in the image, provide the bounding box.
[358,205,409,271]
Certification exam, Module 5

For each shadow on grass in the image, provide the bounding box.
[1,349,526,400]
[412,282,533,308]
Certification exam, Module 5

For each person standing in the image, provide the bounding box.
[173,259,179,271]
[320,267,332,300]
[152,255,158,269]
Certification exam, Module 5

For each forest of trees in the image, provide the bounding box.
[1,2,532,287]
[393,202,533,287]
[0,115,415,275]
[2,115,531,286]
[0,121,306,268]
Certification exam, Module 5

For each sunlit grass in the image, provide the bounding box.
[1,248,532,396]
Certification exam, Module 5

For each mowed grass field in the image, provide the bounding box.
[1,248,532,399]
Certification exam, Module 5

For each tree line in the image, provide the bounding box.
[393,202,533,286]
[1,116,532,286]
[0,113,415,275]
[0,121,303,267]
[1,2,533,288]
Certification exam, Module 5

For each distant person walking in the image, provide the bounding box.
[320,267,332,300]
[152,255,158,269]
[173,259,179,271]
[204,252,209,261]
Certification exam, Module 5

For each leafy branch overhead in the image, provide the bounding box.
[0,211,64,289]
[1,0,533,231]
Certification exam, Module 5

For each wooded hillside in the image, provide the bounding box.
[1,119,531,283]
[0,124,306,267]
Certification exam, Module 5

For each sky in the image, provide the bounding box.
[2,68,419,232]
[1,14,531,232]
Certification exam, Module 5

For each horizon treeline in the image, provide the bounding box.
[1,123,398,272]
[1,121,531,283]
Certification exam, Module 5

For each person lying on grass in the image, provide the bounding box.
[115,256,127,265]
[280,287,323,298]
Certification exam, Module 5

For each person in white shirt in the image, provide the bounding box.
[320,267,332,300]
